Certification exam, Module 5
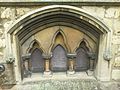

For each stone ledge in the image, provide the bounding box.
[0,2,120,6]
[20,79,98,90]
[0,0,120,2]
[22,72,96,84]
[1,81,120,90]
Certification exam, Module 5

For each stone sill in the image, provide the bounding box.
[22,72,96,84]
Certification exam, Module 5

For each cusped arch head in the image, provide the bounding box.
[74,39,93,53]
[52,44,67,53]
[49,29,70,53]
[26,39,45,54]
[7,5,111,45]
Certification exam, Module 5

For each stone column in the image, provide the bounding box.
[43,54,52,75]
[5,58,15,84]
[69,59,74,71]
[67,53,76,75]
[24,60,30,77]
[44,59,50,72]
[89,59,95,71]
[87,52,96,75]
[22,53,31,78]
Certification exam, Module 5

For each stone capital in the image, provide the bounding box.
[22,53,31,61]
[87,52,96,60]
[67,53,77,59]
[42,53,52,59]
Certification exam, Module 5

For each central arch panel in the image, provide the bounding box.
[51,45,68,72]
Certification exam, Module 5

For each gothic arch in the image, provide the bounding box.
[49,29,70,53]
[26,39,45,54]
[7,5,111,45]
[75,41,90,71]
[25,39,45,73]
[74,38,93,53]
[6,5,112,82]
[29,48,44,73]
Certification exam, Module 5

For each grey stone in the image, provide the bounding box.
[1,8,16,19]
[105,8,120,18]
[16,8,31,18]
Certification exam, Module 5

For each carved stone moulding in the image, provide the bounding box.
[42,53,52,59]
[87,52,96,60]
[22,53,31,61]
[67,53,77,59]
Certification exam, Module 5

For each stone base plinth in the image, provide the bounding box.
[43,71,52,77]
[87,70,94,76]
[67,70,75,75]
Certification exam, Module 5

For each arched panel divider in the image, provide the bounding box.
[49,29,70,54]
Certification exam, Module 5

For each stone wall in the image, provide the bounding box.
[0,7,33,61]
[0,0,120,2]
[0,3,120,86]
[81,6,120,80]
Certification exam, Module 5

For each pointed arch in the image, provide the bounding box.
[49,29,70,53]
[25,40,45,73]
[26,39,45,54]
[6,5,112,81]
[74,38,93,53]
[75,40,90,71]
[30,48,44,73]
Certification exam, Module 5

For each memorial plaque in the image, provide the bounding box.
[51,45,67,72]
[75,47,89,71]
[30,48,44,73]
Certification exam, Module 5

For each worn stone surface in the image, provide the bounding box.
[1,80,120,90]
[112,36,120,44]
[3,20,14,30]
[105,7,120,18]
[82,6,105,18]
[0,0,120,2]
[112,69,120,80]
[16,8,32,19]
[9,79,99,90]
[0,4,120,90]
[1,8,16,19]
[114,56,120,67]
[99,82,120,90]
[113,18,120,35]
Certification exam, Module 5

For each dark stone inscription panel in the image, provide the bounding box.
[30,48,44,73]
[51,45,67,72]
[75,48,89,71]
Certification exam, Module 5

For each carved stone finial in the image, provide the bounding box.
[103,50,112,61]
[6,56,15,64]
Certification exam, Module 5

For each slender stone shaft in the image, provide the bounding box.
[45,59,50,72]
